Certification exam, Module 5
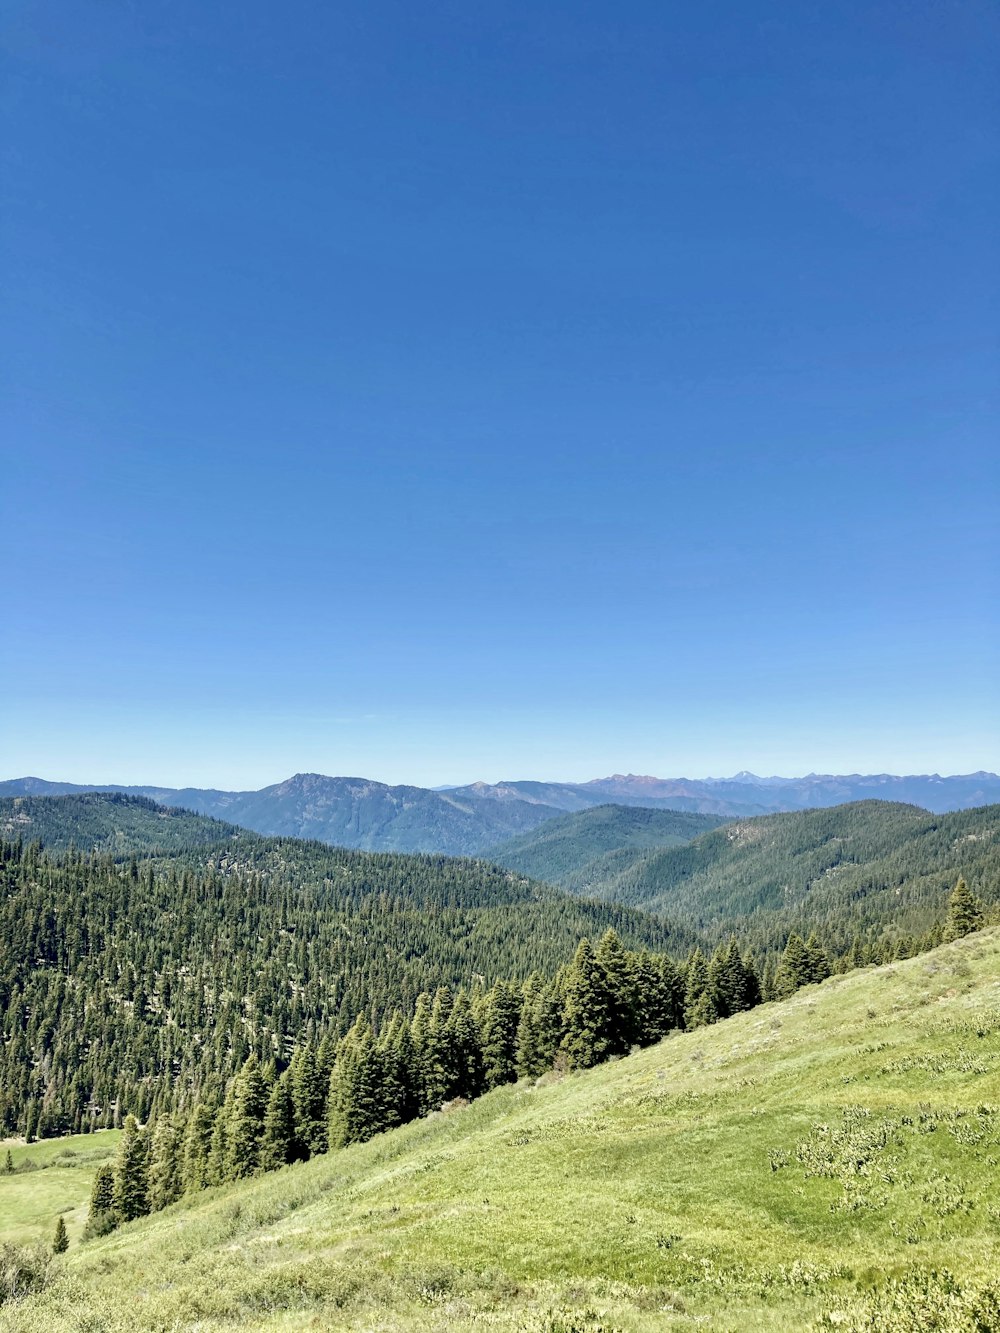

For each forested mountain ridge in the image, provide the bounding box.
[580,769,1000,813]
[0,775,568,857]
[486,804,729,892]
[590,799,1000,956]
[2,769,997,855]
[0,795,690,1140]
[0,793,245,856]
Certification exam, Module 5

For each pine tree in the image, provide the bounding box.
[3,1149,12,1174]
[328,1019,390,1148]
[774,933,811,999]
[943,877,984,942]
[382,1015,421,1126]
[409,992,434,1113]
[477,981,522,1090]
[421,988,456,1110]
[446,990,485,1101]
[207,1102,228,1185]
[594,929,635,1055]
[147,1114,183,1211]
[289,1045,327,1159]
[112,1115,149,1223]
[182,1101,217,1192]
[225,1055,269,1179]
[630,949,680,1044]
[804,932,830,984]
[515,974,546,1079]
[659,955,686,1030]
[260,1074,296,1172]
[684,948,718,1028]
[52,1215,69,1254]
[561,939,612,1069]
[710,938,758,1017]
[84,1162,116,1238]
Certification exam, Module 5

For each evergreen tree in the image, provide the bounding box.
[421,988,456,1109]
[684,948,718,1028]
[515,974,546,1079]
[260,1074,296,1172]
[289,1045,327,1159]
[84,1162,116,1238]
[774,933,812,999]
[207,1101,228,1185]
[477,981,522,1090]
[943,877,984,942]
[328,1019,390,1148]
[446,989,485,1100]
[182,1101,217,1192]
[112,1115,149,1223]
[3,1149,12,1173]
[52,1215,69,1254]
[659,955,686,1030]
[382,1015,421,1126]
[594,929,635,1055]
[409,992,434,1112]
[804,932,830,984]
[225,1056,269,1179]
[147,1114,183,1212]
[561,939,613,1069]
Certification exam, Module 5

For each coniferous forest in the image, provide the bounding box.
[0,791,990,1233]
[0,797,693,1140]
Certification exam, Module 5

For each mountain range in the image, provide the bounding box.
[1,769,998,856]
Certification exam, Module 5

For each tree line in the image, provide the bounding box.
[86,877,984,1240]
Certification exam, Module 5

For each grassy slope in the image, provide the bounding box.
[7,931,1000,1332]
[485,804,728,893]
[0,1132,121,1247]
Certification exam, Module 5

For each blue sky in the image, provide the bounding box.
[2,0,998,788]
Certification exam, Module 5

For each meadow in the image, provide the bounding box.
[0,1132,120,1248]
[3,932,999,1331]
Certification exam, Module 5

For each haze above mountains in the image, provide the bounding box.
[2,769,998,858]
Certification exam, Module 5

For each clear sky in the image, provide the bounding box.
[2,1,998,789]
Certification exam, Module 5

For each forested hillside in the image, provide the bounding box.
[0,796,689,1140]
[5,928,999,1332]
[0,776,570,856]
[4,771,998,855]
[486,804,728,891]
[0,793,243,856]
[595,800,1000,955]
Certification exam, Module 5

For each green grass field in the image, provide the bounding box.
[0,1131,121,1248]
[4,932,1000,1331]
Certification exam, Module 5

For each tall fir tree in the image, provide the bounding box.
[260,1074,296,1172]
[225,1055,270,1179]
[804,932,831,984]
[477,981,522,1090]
[112,1115,149,1223]
[446,989,485,1101]
[684,948,718,1028]
[594,929,635,1055]
[774,933,812,999]
[182,1101,217,1192]
[561,939,613,1069]
[147,1113,184,1211]
[289,1045,327,1159]
[84,1162,116,1237]
[943,877,985,942]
